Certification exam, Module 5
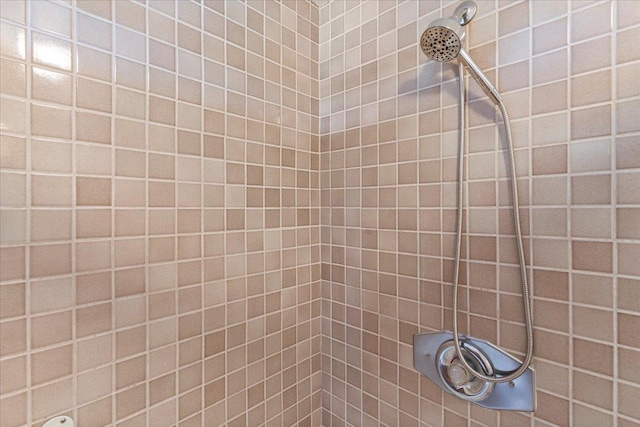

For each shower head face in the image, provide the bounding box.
[420,18,465,62]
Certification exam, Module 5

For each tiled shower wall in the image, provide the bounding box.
[2,0,640,426]
[319,0,640,426]
[0,0,322,426]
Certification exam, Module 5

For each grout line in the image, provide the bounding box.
[24,0,33,424]
[566,0,576,424]
[610,0,619,425]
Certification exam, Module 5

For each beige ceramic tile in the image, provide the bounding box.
[617,173,640,204]
[0,135,26,170]
[30,277,73,314]
[617,99,640,134]
[31,1,71,38]
[76,240,111,272]
[31,103,72,139]
[31,378,73,421]
[618,280,640,325]
[571,208,611,238]
[31,310,72,349]
[77,11,112,50]
[0,209,26,245]
[570,139,611,173]
[571,69,611,107]
[572,35,611,75]
[533,17,567,55]
[30,244,72,278]
[0,97,27,134]
[0,58,26,97]
[617,61,640,99]
[0,0,25,24]
[116,0,146,33]
[0,355,27,394]
[0,282,25,319]
[31,344,73,386]
[571,2,611,43]
[617,26,640,64]
[571,174,611,205]
[0,22,26,60]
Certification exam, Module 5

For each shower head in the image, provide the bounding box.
[420,0,476,61]
[420,1,502,105]
[420,18,465,62]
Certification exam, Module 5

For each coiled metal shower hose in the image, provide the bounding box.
[451,63,534,383]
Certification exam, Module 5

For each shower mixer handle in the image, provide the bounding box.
[447,360,474,387]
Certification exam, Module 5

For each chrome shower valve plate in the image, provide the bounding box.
[414,331,536,412]
[42,416,74,427]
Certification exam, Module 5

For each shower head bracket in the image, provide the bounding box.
[453,1,477,26]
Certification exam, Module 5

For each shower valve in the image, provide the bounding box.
[414,331,536,411]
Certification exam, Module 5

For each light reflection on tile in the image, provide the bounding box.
[32,32,72,71]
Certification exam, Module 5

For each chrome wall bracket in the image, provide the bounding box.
[453,1,477,26]
[414,331,536,412]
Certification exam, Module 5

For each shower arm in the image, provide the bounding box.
[457,48,502,105]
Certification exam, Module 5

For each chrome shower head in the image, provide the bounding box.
[419,1,502,105]
[420,1,476,61]
[420,18,465,62]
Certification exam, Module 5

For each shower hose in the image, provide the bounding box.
[451,63,534,383]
